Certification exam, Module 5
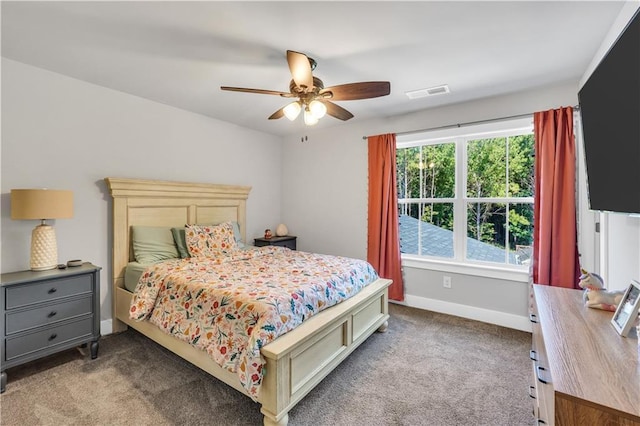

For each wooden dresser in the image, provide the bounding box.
[530,284,640,425]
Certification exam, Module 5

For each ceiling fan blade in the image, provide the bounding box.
[320,81,390,101]
[268,107,285,120]
[323,101,354,121]
[221,86,294,97]
[287,50,314,90]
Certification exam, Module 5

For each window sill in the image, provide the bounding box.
[401,256,530,282]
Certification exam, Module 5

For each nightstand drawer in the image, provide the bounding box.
[276,239,296,250]
[5,317,94,361]
[6,296,93,335]
[254,236,297,250]
[5,274,92,309]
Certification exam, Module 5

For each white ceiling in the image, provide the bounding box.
[1,1,628,136]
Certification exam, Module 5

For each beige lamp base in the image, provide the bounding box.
[30,224,58,271]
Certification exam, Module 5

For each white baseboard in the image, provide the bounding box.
[100,319,113,336]
[397,294,532,333]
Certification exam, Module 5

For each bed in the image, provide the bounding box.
[105,177,391,426]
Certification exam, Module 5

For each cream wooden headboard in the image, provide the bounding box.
[104,177,251,295]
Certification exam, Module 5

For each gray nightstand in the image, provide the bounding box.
[254,235,297,250]
[0,263,101,393]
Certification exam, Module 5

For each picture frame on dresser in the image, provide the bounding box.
[611,279,640,337]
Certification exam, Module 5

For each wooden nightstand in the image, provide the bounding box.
[254,235,297,250]
[0,263,101,393]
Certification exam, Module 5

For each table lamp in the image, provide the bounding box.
[11,189,73,271]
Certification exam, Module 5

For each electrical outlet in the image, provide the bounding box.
[443,276,452,288]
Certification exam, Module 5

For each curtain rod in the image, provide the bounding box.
[361,105,580,140]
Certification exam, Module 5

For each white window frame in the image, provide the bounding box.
[397,116,534,281]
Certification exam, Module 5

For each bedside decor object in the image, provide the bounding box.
[276,223,288,237]
[611,279,640,337]
[264,229,273,239]
[67,259,83,267]
[578,268,624,311]
[11,189,74,271]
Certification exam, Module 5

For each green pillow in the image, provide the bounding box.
[131,226,179,264]
[171,227,190,259]
[230,221,246,248]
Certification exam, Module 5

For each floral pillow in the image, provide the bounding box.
[186,222,238,257]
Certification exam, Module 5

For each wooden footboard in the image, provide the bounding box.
[116,278,390,425]
[258,277,390,425]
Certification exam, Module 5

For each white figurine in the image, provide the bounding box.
[578,268,624,312]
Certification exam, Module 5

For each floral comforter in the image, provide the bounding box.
[129,246,379,399]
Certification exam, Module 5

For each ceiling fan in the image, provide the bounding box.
[221,50,390,125]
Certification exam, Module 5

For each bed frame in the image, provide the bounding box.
[105,177,391,426]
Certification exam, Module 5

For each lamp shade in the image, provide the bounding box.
[303,109,319,126]
[283,101,302,121]
[308,100,327,119]
[11,189,73,220]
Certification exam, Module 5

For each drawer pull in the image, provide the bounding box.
[48,333,58,341]
[48,287,58,294]
[528,385,536,399]
[536,366,549,384]
[537,419,547,424]
[529,313,538,323]
[48,311,57,318]
[529,350,537,361]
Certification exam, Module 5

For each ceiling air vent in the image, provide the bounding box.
[405,84,450,99]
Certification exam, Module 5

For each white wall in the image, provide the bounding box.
[600,213,640,291]
[282,81,580,331]
[1,59,283,326]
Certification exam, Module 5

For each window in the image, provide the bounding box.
[396,117,534,269]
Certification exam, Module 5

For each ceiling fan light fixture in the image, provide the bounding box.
[283,101,301,121]
[221,50,390,125]
[308,100,327,119]
[303,109,319,126]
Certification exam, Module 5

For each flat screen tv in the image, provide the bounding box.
[578,8,640,214]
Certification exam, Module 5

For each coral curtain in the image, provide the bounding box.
[367,133,404,301]
[532,107,580,288]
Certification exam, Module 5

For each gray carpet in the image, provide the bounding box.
[0,304,534,425]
